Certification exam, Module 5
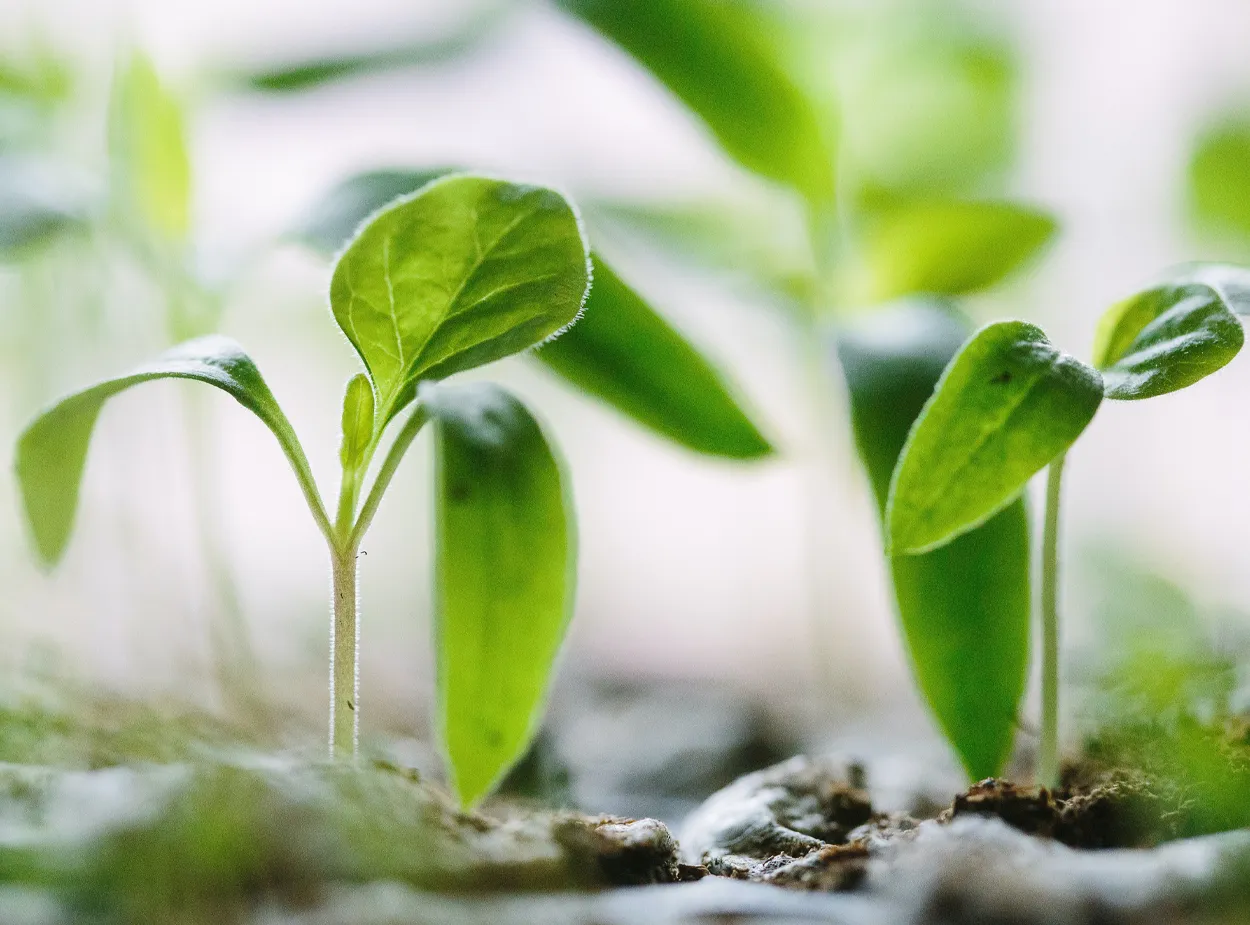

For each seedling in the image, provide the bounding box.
[886,264,1250,788]
[15,174,592,806]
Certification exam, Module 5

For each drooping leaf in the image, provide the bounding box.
[1188,119,1250,239]
[16,336,319,566]
[329,175,590,424]
[428,381,575,807]
[338,373,375,470]
[557,0,834,207]
[537,257,772,459]
[109,52,191,240]
[1093,272,1246,400]
[846,199,1056,304]
[293,167,455,254]
[837,300,1029,779]
[887,321,1102,555]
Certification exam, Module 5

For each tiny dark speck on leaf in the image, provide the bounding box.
[449,480,472,502]
[991,370,1013,384]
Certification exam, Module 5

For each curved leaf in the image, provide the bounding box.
[537,257,772,459]
[887,321,1102,555]
[557,0,834,207]
[1093,273,1245,400]
[16,336,322,566]
[428,382,575,807]
[329,175,591,423]
[848,199,1056,304]
[1188,119,1250,239]
[837,301,1029,780]
[293,167,454,254]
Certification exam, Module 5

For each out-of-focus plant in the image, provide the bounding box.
[17,174,591,807]
[887,264,1249,787]
[1189,117,1250,243]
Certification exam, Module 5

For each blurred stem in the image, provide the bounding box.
[329,544,359,755]
[1039,453,1066,790]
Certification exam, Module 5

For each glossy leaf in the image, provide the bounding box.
[330,175,590,424]
[887,321,1102,555]
[109,52,191,240]
[294,167,454,254]
[537,257,772,459]
[837,301,1029,779]
[1093,274,1246,400]
[429,382,575,807]
[557,0,834,207]
[338,373,375,470]
[1188,119,1250,239]
[16,336,318,566]
[847,199,1055,304]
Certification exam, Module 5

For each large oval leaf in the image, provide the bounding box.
[1092,272,1246,400]
[837,301,1029,779]
[428,382,575,808]
[536,256,772,459]
[329,175,591,423]
[16,336,321,566]
[556,0,834,208]
[887,321,1102,555]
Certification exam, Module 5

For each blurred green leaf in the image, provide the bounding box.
[329,175,590,425]
[429,382,575,808]
[1189,119,1250,239]
[0,158,86,257]
[294,167,454,254]
[15,336,317,567]
[1093,271,1245,400]
[0,47,72,105]
[837,301,1029,779]
[109,52,191,241]
[557,0,834,207]
[338,373,374,471]
[538,256,772,459]
[846,199,1056,304]
[887,321,1102,555]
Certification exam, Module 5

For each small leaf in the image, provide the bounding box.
[557,0,834,207]
[847,199,1056,304]
[293,167,455,254]
[1093,274,1245,400]
[329,175,590,424]
[428,382,575,807]
[887,321,1102,555]
[109,52,191,240]
[16,336,317,566]
[1188,119,1250,239]
[837,300,1030,779]
[537,256,772,459]
[338,373,375,470]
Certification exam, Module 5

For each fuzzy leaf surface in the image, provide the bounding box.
[329,175,590,423]
[887,321,1102,554]
[429,382,575,807]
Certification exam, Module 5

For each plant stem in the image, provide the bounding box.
[1039,452,1066,790]
[329,544,360,756]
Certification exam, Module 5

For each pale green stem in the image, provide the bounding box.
[349,403,430,549]
[1039,453,1066,790]
[329,544,359,755]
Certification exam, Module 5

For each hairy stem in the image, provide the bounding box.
[329,545,360,755]
[1039,453,1066,790]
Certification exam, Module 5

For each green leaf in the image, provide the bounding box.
[557,0,834,207]
[338,373,375,470]
[429,382,575,807]
[1092,273,1246,400]
[0,158,86,257]
[887,321,1102,555]
[837,301,1029,779]
[537,256,771,459]
[1188,119,1250,239]
[293,167,455,254]
[846,199,1056,304]
[329,175,591,424]
[16,336,322,566]
[109,52,191,240]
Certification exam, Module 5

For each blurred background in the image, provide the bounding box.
[4,0,1250,809]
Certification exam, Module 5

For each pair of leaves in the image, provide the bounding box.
[888,265,1250,557]
[16,175,589,808]
[299,168,771,459]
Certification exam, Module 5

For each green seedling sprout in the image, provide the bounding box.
[886,264,1250,788]
[15,174,592,807]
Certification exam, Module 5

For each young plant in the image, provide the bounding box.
[886,264,1250,788]
[15,174,592,807]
